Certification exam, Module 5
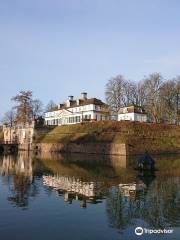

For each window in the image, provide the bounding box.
[123,108,128,113]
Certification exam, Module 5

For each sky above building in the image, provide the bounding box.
[0,0,180,117]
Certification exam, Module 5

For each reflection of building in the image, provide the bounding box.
[0,153,33,182]
[119,182,146,199]
[118,105,147,122]
[0,153,35,208]
[43,175,103,207]
[45,92,109,126]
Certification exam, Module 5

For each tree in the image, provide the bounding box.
[32,99,43,118]
[1,109,16,126]
[104,72,180,123]
[159,80,176,123]
[140,73,163,123]
[174,76,180,125]
[45,100,56,112]
[11,90,33,124]
[105,75,127,119]
[124,80,138,105]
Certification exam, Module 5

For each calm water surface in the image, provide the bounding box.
[0,152,180,240]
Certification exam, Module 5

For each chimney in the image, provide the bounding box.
[81,92,87,100]
[58,104,64,109]
[68,96,74,101]
[76,99,80,105]
[66,96,74,107]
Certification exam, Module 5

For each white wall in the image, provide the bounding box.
[45,105,109,126]
[118,113,147,122]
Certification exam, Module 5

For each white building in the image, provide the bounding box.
[118,105,147,122]
[45,92,109,126]
[119,182,146,198]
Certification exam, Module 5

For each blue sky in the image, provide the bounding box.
[0,0,180,117]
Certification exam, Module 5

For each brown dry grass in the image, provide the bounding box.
[34,121,180,151]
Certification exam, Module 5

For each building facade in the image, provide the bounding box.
[3,122,35,144]
[118,105,147,122]
[45,92,109,126]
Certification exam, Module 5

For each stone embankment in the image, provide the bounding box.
[2,121,180,155]
[34,142,127,155]
[32,121,180,155]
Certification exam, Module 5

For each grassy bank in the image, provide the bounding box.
[34,121,180,154]
[35,121,127,144]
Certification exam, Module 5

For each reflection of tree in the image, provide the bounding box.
[106,176,180,230]
[106,186,144,230]
[8,174,38,208]
[0,153,40,209]
[144,177,180,228]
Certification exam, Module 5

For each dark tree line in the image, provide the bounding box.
[105,73,180,124]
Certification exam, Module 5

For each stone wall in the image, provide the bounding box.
[3,121,180,155]
[33,142,127,155]
[32,121,180,155]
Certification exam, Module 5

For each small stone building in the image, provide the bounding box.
[118,105,147,122]
[3,122,35,145]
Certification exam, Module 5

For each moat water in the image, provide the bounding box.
[0,152,180,240]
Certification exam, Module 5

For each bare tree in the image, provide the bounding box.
[45,100,56,112]
[105,75,127,119]
[174,76,180,125]
[124,80,138,105]
[32,99,43,119]
[11,91,33,124]
[1,109,16,126]
[104,72,180,123]
[159,80,176,123]
[136,80,147,106]
[139,73,163,123]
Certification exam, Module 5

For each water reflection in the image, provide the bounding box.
[106,176,180,230]
[43,175,104,207]
[0,153,39,209]
[119,181,146,199]
[0,152,180,238]
[0,153,33,179]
